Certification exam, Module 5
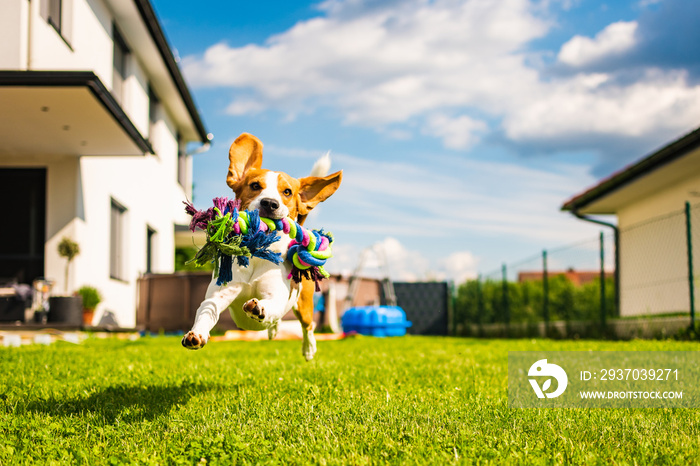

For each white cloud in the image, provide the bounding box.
[225,99,266,115]
[637,0,662,7]
[183,0,700,163]
[307,146,606,281]
[326,236,479,283]
[440,251,479,284]
[316,149,601,247]
[373,237,430,281]
[504,69,700,143]
[325,237,433,281]
[558,21,639,67]
[423,114,488,150]
[182,0,550,147]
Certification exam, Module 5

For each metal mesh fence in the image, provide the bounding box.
[453,201,699,338]
[455,233,615,328]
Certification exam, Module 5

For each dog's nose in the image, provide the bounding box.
[260,198,280,211]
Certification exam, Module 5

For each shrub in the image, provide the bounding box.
[454,275,615,325]
[77,285,102,310]
[175,247,214,272]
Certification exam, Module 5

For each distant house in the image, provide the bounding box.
[518,269,612,287]
[562,127,700,316]
[0,0,211,326]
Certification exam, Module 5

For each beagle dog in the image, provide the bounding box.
[181,133,342,360]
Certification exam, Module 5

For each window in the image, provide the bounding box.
[148,86,159,126]
[112,26,129,104]
[146,226,157,274]
[110,199,127,281]
[148,85,160,141]
[47,0,62,33]
[42,0,73,45]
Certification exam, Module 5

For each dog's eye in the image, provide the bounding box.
[250,182,262,190]
[283,189,292,197]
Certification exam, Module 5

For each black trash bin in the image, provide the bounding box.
[48,296,83,326]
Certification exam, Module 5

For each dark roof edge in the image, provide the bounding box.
[562,126,700,212]
[133,0,210,144]
[0,70,153,154]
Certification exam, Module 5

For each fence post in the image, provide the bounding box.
[613,229,620,317]
[686,201,695,328]
[599,231,606,332]
[502,263,509,326]
[447,281,455,337]
[542,250,549,335]
[476,274,483,326]
[571,212,619,316]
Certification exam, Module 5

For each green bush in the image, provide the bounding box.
[77,285,102,310]
[454,275,615,325]
[175,247,214,272]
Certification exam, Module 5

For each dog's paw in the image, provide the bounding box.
[268,323,279,340]
[243,298,266,322]
[302,336,317,361]
[181,331,207,350]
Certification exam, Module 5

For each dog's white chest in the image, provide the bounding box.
[227,233,299,330]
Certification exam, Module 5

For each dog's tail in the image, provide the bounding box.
[310,151,331,177]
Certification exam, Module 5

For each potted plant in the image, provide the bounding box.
[77,285,102,326]
[48,237,83,325]
[58,237,80,294]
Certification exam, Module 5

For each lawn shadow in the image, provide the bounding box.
[24,382,221,424]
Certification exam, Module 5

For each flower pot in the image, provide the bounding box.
[83,308,95,326]
[48,296,83,326]
[33,309,47,324]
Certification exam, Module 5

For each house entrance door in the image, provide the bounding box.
[0,168,46,284]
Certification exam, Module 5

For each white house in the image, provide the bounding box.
[562,127,700,317]
[0,0,211,327]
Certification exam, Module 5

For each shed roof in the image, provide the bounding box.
[561,126,700,214]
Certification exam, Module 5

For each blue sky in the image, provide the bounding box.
[152,0,700,282]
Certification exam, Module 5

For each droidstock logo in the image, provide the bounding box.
[528,359,568,399]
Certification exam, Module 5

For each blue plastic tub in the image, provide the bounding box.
[341,306,412,337]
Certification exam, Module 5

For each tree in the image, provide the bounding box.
[57,237,80,294]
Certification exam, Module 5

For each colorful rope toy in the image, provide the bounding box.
[184,197,333,289]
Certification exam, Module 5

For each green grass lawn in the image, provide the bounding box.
[1,335,699,465]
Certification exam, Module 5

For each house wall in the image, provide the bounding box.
[78,147,190,327]
[0,0,29,69]
[0,126,189,327]
[616,167,700,316]
[0,0,197,327]
[8,0,174,142]
[29,0,113,87]
[126,54,151,137]
[617,170,700,227]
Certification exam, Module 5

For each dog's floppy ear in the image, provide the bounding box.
[297,170,343,217]
[227,133,263,188]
